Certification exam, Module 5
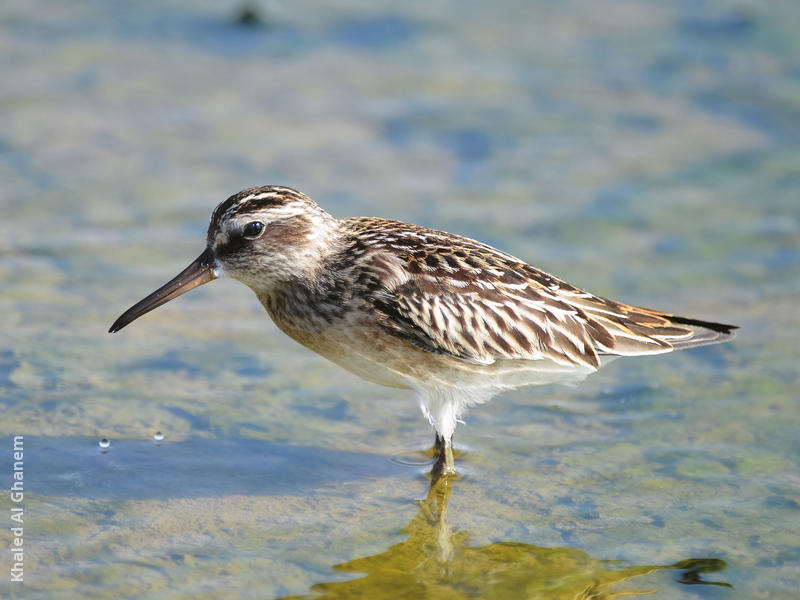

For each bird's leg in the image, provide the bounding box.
[432,433,456,477]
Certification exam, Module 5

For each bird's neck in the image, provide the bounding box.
[255,215,353,328]
[255,274,347,341]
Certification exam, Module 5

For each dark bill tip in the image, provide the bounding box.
[109,247,218,333]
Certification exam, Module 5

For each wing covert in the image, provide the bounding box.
[343,217,707,370]
[368,251,612,369]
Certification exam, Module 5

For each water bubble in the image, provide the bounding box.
[98,438,110,452]
[153,431,164,443]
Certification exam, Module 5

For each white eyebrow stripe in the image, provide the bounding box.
[242,192,283,202]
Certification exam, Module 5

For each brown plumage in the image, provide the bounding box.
[110,186,737,475]
[340,217,734,370]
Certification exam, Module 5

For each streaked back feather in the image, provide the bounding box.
[341,218,736,371]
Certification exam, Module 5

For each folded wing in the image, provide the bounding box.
[358,224,736,370]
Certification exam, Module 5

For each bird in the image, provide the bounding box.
[110,185,737,476]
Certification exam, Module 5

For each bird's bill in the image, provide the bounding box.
[109,247,218,333]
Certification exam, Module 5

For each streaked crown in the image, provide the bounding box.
[208,186,318,238]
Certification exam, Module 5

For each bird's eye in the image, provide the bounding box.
[242,221,265,239]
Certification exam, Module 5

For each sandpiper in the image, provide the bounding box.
[110,186,736,475]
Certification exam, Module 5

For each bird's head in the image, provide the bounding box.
[109,185,336,333]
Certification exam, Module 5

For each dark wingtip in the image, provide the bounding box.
[667,315,739,335]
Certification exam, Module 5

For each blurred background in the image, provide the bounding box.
[1,1,798,598]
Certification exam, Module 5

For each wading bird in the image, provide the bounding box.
[111,186,736,475]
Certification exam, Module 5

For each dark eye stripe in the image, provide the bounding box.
[214,236,247,258]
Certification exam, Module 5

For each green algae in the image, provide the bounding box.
[284,481,730,600]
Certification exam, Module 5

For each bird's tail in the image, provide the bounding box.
[659,315,738,350]
[581,298,738,357]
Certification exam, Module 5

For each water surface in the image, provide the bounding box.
[1,1,798,598]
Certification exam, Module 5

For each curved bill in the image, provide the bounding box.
[109,247,218,333]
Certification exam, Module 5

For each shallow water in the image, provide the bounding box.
[1,1,799,598]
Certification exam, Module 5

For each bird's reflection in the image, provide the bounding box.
[283,475,730,599]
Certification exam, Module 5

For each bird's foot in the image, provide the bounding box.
[431,434,456,479]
